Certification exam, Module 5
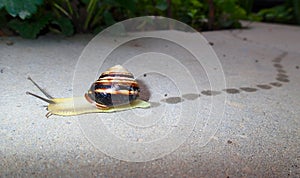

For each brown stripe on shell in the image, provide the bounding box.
[99,73,134,79]
[95,79,138,87]
[95,102,110,109]
[85,65,140,109]
[94,89,139,95]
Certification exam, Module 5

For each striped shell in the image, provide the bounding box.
[84,65,140,109]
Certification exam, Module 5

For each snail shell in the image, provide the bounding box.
[26,65,150,117]
[84,65,140,109]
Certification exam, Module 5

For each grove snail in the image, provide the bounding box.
[27,65,151,118]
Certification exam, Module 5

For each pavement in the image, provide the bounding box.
[0,21,299,177]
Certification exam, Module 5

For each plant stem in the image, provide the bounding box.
[54,3,71,18]
[84,0,97,31]
[65,0,73,16]
[207,0,215,30]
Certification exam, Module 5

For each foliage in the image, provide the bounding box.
[258,5,293,23]
[257,0,300,25]
[214,0,247,29]
[8,14,51,39]
[292,0,300,24]
[50,0,137,33]
[169,0,206,30]
[0,0,43,19]
[1,0,296,39]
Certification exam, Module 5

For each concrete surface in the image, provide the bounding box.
[0,21,300,177]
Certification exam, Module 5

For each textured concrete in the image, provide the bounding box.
[0,21,300,177]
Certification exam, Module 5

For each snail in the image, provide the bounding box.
[27,65,151,118]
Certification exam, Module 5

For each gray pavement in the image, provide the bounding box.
[0,21,300,177]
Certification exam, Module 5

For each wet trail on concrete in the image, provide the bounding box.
[145,51,290,104]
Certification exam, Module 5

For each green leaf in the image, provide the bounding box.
[238,0,253,15]
[190,0,202,8]
[220,0,246,18]
[103,11,115,26]
[0,1,4,8]
[115,0,136,13]
[8,15,51,38]
[257,5,293,23]
[0,0,43,19]
[80,0,90,5]
[51,17,74,36]
[155,0,168,11]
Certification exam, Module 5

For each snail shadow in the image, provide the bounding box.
[137,79,189,107]
[136,79,151,102]
[137,79,161,108]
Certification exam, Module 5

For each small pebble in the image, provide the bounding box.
[6,40,14,46]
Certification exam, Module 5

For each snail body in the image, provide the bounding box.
[27,65,150,118]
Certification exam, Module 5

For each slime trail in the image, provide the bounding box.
[151,51,289,104]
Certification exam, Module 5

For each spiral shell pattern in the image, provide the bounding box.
[85,65,140,109]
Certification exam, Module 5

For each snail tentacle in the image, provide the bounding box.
[27,76,54,99]
[26,91,55,104]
